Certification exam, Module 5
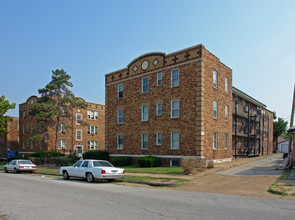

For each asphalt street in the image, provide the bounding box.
[0,172,294,220]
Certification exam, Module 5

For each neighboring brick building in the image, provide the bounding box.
[105,44,233,166]
[232,87,273,157]
[0,117,19,160]
[19,96,105,157]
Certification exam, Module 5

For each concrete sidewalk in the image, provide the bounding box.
[215,154,285,176]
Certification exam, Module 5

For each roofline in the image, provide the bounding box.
[233,86,266,108]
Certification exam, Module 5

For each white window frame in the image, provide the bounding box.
[225,133,228,149]
[87,141,98,150]
[76,130,82,141]
[171,100,179,118]
[142,105,149,121]
[87,111,98,120]
[118,84,123,98]
[171,69,179,87]
[87,126,98,135]
[225,105,229,121]
[171,132,179,149]
[141,133,148,150]
[76,114,82,125]
[58,140,66,149]
[225,77,228,93]
[156,102,162,116]
[117,109,123,124]
[213,132,217,149]
[142,77,149,93]
[213,101,218,119]
[156,132,162,145]
[213,70,217,88]
[117,135,123,150]
[157,73,162,86]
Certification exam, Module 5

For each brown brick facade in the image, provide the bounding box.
[105,44,234,164]
[0,117,19,159]
[19,96,105,157]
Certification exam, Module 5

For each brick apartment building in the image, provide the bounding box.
[19,96,105,157]
[105,44,274,166]
[232,87,273,157]
[0,117,19,160]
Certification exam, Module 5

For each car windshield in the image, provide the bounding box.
[93,161,113,167]
[18,161,32,165]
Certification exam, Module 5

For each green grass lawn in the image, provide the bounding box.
[36,168,60,175]
[121,166,184,174]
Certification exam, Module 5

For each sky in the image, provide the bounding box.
[1,0,295,126]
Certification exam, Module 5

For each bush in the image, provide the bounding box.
[137,156,161,167]
[67,155,80,164]
[8,157,28,162]
[110,156,132,166]
[180,158,206,175]
[54,157,72,167]
[82,151,109,160]
[28,157,44,165]
[206,160,214,169]
[31,150,62,158]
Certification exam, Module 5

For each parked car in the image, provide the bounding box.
[60,159,125,183]
[4,159,37,173]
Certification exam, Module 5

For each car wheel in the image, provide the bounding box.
[107,179,114,182]
[86,173,94,183]
[63,171,70,180]
[4,167,8,173]
[14,168,18,174]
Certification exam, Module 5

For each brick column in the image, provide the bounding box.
[288,126,295,167]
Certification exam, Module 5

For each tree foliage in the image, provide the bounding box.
[0,95,16,135]
[273,112,288,151]
[29,69,87,150]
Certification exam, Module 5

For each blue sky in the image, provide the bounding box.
[1,0,295,126]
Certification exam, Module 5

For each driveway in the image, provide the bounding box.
[215,154,284,176]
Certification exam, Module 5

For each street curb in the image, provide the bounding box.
[1,169,183,187]
[268,185,286,195]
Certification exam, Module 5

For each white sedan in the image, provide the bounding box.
[4,159,36,173]
[60,159,125,183]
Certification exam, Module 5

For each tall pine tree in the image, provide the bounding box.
[30,69,87,150]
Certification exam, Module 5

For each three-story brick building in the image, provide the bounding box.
[19,96,105,157]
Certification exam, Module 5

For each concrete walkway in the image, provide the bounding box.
[215,154,285,176]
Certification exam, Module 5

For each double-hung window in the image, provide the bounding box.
[157,73,162,86]
[171,100,179,118]
[156,103,162,116]
[30,141,33,149]
[30,124,33,133]
[142,77,149,93]
[87,126,98,135]
[142,105,149,121]
[225,77,228,93]
[39,123,42,133]
[76,114,82,125]
[87,141,98,150]
[225,133,228,149]
[76,130,82,141]
[141,133,148,150]
[171,69,179,87]
[23,141,25,149]
[58,140,66,149]
[87,111,98,120]
[39,141,42,149]
[117,135,123,150]
[225,105,229,121]
[213,101,218,119]
[213,70,217,88]
[156,132,162,145]
[118,84,123,98]
[171,132,179,149]
[117,109,123,124]
[213,132,217,149]
[23,111,26,119]
[23,125,25,134]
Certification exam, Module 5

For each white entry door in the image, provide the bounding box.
[76,145,83,157]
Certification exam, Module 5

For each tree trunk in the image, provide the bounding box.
[55,116,59,151]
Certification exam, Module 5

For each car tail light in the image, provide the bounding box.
[101,170,106,174]
[123,170,125,174]
[32,166,36,168]
[19,166,24,168]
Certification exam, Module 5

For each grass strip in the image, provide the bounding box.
[122,166,184,174]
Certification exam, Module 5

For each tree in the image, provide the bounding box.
[273,112,288,152]
[30,69,87,150]
[0,96,16,136]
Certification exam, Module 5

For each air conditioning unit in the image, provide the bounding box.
[91,132,94,135]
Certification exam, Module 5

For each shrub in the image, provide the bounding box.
[180,158,197,175]
[137,156,161,167]
[110,156,132,166]
[82,151,109,160]
[206,160,214,169]
[31,150,62,158]
[54,157,72,167]
[67,155,80,164]
[8,157,28,162]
